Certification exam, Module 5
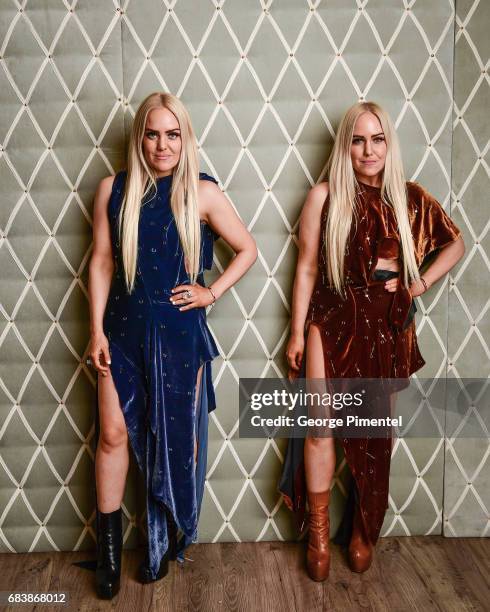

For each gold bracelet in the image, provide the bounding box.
[420,277,428,293]
[207,286,217,303]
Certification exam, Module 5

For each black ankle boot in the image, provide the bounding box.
[138,548,170,584]
[138,512,178,583]
[95,508,122,599]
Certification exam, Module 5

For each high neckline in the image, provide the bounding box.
[156,173,173,183]
[357,180,381,190]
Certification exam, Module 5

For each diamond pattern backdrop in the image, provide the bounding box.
[443,0,489,537]
[0,0,487,557]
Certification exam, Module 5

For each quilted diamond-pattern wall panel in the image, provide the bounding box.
[0,0,126,554]
[0,0,486,556]
[443,0,489,537]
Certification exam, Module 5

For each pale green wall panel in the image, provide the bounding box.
[444,0,489,537]
[0,1,487,556]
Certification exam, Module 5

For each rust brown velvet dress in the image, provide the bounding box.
[278,180,462,545]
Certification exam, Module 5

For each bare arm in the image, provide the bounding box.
[410,236,465,297]
[88,175,115,375]
[287,182,328,373]
[172,179,257,309]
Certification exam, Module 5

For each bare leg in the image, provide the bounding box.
[304,324,336,492]
[303,324,334,582]
[95,370,129,512]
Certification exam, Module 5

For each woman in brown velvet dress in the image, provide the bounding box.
[278,101,465,581]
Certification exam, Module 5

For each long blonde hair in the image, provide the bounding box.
[119,92,200,293]
[325,101,420,296]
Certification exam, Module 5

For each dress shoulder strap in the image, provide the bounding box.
[112,169,127,193]
[108,170,127,218]
[197,172,220,268]
[199,171,218,185]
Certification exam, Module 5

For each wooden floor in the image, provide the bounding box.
[0,538,488,611]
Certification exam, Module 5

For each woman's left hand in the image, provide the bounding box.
[171,283,215,310]
[409,278,427,298]
[384,277,399,293]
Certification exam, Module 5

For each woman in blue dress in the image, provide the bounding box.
[87,92,257,599]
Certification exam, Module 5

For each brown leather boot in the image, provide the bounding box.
[306,489,331,582]
[348,503,373,573]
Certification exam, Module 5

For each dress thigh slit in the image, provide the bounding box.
[176,359,212,561]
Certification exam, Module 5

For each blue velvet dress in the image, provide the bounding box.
[98,170,219,579]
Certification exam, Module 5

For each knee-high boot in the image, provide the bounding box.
[348,502,373,572]
[95,508,122,599]
[306,489,331,582]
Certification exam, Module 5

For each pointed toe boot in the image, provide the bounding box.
[138,550,170,584]
[95,508,122,600]
[306,489,331,582]
[348,504,373,573]
[138,511,177,584]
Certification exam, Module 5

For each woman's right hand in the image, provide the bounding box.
[286,333,304,380]
[88,332,111,377]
